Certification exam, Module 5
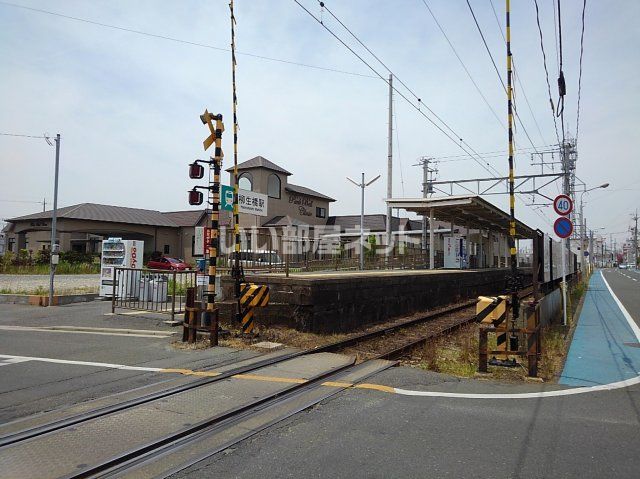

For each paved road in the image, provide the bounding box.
[171,270,640,479]
[0,302,260,421]
[2,271,640,478]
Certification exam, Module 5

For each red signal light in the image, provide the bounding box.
[189,162,205,179]
[188,189,203,205]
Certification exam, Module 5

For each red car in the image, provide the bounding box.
[147,257,190,271]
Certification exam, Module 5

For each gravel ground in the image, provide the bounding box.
[0,274,100,293]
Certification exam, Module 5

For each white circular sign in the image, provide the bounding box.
[553,195,573,216]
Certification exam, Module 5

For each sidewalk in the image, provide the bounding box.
[560,271,640,386]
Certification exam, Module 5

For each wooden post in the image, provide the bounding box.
[479,328,488,373]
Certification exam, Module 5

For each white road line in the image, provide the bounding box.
[391,271,640,399]
[0,354,163,372]
[601,271,640,337]
[0,325,174,339]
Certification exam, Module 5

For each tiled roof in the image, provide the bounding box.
[285,184,335,202]
[8,203,179,227]
[225,156,292,175]
[162,210,206,227]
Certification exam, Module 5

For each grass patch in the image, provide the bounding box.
[0,286,98,295]
[0,263,100,274]
[408,324,479,378]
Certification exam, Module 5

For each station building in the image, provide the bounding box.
[3,157,515,268]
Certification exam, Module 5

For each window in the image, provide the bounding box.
[238,172,253,191]
[163,244,170,254]
[316,207,326,218]
[8,238,15,252]
[267,174,281,199]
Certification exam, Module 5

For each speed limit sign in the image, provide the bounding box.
[553,194,573,216]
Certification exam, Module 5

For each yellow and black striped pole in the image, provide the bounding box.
[206,115,224,346]
[506,0,520,339]
[230,0,245,323]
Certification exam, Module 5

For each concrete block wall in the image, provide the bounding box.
[221,269,531,333]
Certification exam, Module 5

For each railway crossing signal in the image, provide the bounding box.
[200,109,224,152]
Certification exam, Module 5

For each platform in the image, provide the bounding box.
[560,271,640,386]
[222,268,531,333]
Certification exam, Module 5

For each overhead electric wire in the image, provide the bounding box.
[533,0,561,145]
[464,0,539,155]
[0,0,375,79]
[575,0,586,145]
[420,0,506,137]
[294,0,501,178]
[319,0,499,176]
[488,0,547,146]
[556,0,566,142]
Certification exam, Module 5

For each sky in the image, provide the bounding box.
[0,0,638,244]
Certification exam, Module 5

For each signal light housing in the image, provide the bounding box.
[189,162,205,179]
[188,189,203,206]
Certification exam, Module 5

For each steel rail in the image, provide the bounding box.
[92,360,396,479]
[67,359,358,479]
[0,298,481,448]
[1,286,534,449]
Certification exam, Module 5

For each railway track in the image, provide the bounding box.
[0,292,531,478]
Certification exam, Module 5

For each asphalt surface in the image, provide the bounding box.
[0,301,260,421]
[170,270,640,479]
[2,270,640,478]
[173,368,640,479]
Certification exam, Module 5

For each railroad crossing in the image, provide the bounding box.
[0,266,639,478]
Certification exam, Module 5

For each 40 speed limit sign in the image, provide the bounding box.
[553,194,573,216]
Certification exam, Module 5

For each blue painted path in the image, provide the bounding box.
[560,272,640,386]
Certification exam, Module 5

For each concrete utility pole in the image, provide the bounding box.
[416,157,436,260]
[633,209,639,268]
[48,134,61,307]
[386,74,393,259]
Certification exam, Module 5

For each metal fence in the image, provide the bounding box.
[111,267,197,321]
[213,230,445,275]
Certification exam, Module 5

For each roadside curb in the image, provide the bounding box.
[0,293,99,306]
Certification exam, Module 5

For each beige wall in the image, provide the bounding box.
[6,218,180,258]
[230,168,331,228]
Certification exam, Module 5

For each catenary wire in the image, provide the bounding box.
[0,0,376,79]
[533,0,561,145]
[575,0,586,145]
[293,0,502,178]
[420,0,505,135]
[465,0,539,154]
[488,0,547,145]
[319,0,499,175]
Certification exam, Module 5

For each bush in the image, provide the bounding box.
[60,251,96,264]
[0,251,14,272]
[35,249,50,265]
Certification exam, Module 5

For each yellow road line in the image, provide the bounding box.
[159,368,397,393]
[232,373,307,384]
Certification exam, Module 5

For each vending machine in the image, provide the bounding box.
[99,238,144,297]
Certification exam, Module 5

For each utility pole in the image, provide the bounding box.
[633,209,639,269]
[48,134,61,307]
[385,74,393,260]
[416,157,437,260]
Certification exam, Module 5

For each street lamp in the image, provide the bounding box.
[347,173,381,270]
[579,183,609,268]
